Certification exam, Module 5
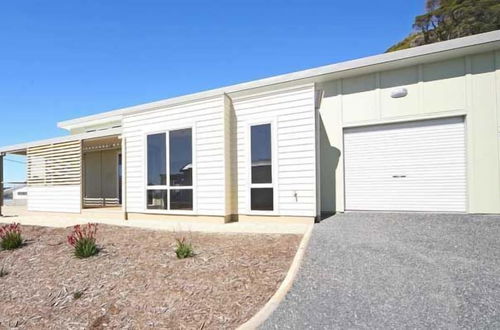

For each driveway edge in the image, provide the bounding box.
[237,224,314,330]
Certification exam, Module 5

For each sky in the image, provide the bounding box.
[0,0,423,183]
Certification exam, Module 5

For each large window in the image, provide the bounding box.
[250,123,274,211]
[146,128,193,211]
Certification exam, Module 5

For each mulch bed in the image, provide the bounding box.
[0,225,301,329]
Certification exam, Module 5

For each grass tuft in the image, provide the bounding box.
[175,237,194,259]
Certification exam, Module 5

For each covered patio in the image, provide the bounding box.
[0,127,125,218]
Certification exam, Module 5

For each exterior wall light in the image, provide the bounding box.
[390,88,408,98]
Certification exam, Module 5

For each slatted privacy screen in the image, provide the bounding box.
[27,141,82,186]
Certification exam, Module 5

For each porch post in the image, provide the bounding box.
[121,137,127,220]
[0,153,4,217]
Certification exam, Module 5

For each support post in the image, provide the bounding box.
[0,153,4,217]
[120,137,127,220]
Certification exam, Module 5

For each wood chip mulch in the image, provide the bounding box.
[0,225,301,329]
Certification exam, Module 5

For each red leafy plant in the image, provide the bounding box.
[0,223,23,250]
[67,223,99,258]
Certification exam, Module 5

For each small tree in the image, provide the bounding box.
[387,0,500,52]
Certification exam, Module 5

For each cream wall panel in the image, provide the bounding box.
[497,51,500,130]
[318,81,343,213]
[341,74,378,123]
[122,97,226,216]
[28,185,81,213]
[422,57,466,113]
[467,53,500,213]
[232,84,316,217]
[380,66,419,117]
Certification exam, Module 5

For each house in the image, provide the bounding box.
[2,185,28,206]
[1,31,500,223]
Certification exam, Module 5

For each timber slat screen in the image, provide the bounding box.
[27,141,82,186]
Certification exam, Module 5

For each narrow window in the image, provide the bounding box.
[169,128,192,186]
[250,124,273,211]
[147,133,166,186]
[169,128,193,210]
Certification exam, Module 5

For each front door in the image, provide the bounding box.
[83,150,120,207]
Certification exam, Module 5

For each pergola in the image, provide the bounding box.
[0,127,123,216]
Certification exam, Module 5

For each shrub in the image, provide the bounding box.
[67,223,99,258]
[175,237,194,259]
[0,223,23,250]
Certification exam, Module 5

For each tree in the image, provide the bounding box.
[387,0,500,52]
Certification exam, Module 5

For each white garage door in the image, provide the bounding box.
[344,117,466,212]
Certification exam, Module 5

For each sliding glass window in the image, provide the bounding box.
[250,123,273,211]
[146,128,193,211]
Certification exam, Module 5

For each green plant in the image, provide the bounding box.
[73,291,83,299]
[0,223,23,250]
[0,266,8,277]
[67,223,99,258]
[175,237,194,259]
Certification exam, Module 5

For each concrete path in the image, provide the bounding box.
[0,206,310,235]
[263,213,500,329]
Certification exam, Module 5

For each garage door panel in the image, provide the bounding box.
[344,117,466,212]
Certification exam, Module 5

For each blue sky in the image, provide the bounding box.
[0,0,423,182]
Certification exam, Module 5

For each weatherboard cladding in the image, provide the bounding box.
[233,84,317,217]
[122,84,316,218]
[122,96,226,216]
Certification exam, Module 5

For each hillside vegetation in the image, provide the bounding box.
[387,0,500,52]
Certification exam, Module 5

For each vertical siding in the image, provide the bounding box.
[232,84,317,217]
[28,185,81,213]
[122,97,226,216]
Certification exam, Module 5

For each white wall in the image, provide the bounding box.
[28,185,81,213]
[122,96,227,216]
[13,187,28,200]
[232,84,317,217]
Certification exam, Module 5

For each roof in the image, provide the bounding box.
[0,127,122,154]
[57,30,500,130]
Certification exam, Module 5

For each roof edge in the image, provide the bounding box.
[58,30,500,129]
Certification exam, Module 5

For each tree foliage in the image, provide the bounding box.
[387,0,500,52]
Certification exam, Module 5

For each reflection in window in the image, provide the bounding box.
[170,128,192,186]
[147,133,166,185]
[170,189,193,210]
[147,190,168,209]
[251,124,272,184]
[251,188,273,211]
[146,128,193,212]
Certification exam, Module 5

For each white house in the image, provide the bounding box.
[1,31,500,223]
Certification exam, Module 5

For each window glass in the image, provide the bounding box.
[147,133,166,186]
[170,189,193,210]
[251,188,273,211]
[170,128,192,186]
[147,190,168,209]
[251,124,272,184]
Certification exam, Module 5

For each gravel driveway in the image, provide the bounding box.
[263,213,500,329]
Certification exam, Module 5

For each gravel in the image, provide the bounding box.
[263,212,500,329]
[0,224,301,329]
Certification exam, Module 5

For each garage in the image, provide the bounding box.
[344,117,466,212]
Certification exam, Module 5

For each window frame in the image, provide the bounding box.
[246,119,278,215]
[144,125,196,215]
